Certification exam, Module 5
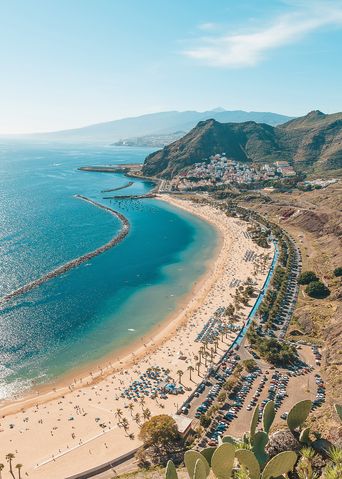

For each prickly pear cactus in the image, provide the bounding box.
[262,400,275,434]
[165,460,178,479]
[252,431,269,466]
[184,451,210,479]
[211,443,235,479]
[200,447,216,466]
[299,427,311,445]
[235,448,261,479]
[250,404,260,443]
[193,458,207,479]
[261,451,297,479]
[222,435,236,445]
[287,400,312,432]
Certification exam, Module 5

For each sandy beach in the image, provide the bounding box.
[0,195,273,479]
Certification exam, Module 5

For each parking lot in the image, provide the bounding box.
[180,344,324,446]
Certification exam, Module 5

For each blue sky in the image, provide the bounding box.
[0,0,341,133]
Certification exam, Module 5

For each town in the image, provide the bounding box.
[162,154,296,192]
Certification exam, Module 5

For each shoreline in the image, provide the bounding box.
[0,194,223,414]
[0,195,273,479]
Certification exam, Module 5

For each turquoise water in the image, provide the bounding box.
[0,140,217,400]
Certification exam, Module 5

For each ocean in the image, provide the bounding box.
[0,140,217,401]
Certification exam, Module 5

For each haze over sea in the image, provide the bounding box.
[0,141,217,401]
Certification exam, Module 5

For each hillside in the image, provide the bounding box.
[142,111,342,178]
[238,182,342,439]
[13,109,292,143]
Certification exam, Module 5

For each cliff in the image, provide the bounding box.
[142,111,342,178]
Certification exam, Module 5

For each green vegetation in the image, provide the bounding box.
[299,271,318,285]
[305,281,330,299]
[143,111,342,178]
[333,267,342,277]
[248,225,270,249]
[248,324,297,365]
[138,415,184,465]
[242,359,258,373]
[163,399,341,479]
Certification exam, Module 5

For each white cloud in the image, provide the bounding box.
[183,1,342,68]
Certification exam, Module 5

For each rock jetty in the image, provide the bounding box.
[0,195,130,306]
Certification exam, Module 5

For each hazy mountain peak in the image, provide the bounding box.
[210,107,226,112]
[17,109,294,143]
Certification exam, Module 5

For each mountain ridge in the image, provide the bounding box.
[6,109,293,143]
[142,111,342,178]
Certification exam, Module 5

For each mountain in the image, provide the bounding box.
[142,111,342,178]
[19,109,293,143]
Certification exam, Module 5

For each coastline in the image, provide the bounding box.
[0,195,273,479]
[0,194,223,414]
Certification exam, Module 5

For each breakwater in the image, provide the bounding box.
[102,193,156,200]
[101,181,133,193]
[0,195,130,306]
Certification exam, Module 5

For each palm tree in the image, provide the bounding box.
[128,432,135,440]
[196,361,201,375]
[199,347,204,363]
[142,408,151,421]
[128,402,134,416]
[187,365,194,381]
[134,412,141,425]
[210,347,215,363]
[139,397,145,408]
[0,463,4,479]
[6,453,15,479]
[15,464,23,479]
[177,369,183,384]
[121,417,129,432]
[114,408,123,421]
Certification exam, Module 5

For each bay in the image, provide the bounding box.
[0,140,217,400]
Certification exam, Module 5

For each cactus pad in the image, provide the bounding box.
[235,448,261,479]
[222,435,237,445]
[287,400,312,432]
[184,451,210,479]
[252,431,269,466]
[165,460,178,479]
[261,451,297,479]
[200,447,216,466]
[250,404,260,443]
[299,427,311,445]
[262,401,275,433]
[193,458,207,479]
[211,443,235,479]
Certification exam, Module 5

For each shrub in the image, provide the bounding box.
[200,414,211,428]
[139,415,182,457]
[305,281,330,299]
[333,267,342,277]
[243,359,258,372]
[299,271,318,285]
